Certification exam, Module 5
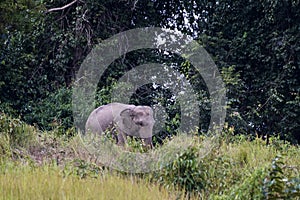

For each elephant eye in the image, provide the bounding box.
[137,121,142,126]
[137,121,145,126]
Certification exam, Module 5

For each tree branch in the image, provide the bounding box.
[46,0,78,13]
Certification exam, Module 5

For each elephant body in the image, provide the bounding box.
[85,103,155,147]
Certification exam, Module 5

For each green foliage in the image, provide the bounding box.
[1,0,299,144]
[227,168,265,200]
[199,134,300,199]
[0,0,45,33]
[209,168,266,200]
[146,134,300,198]
[0,0,45,113]
[23,86,73,133]
[263,155,286,199]
[0,113,36,149]
[0,118,300,199]
[125,136,151,153]
[154,146,206,193]
[63,159,104,179]
[263,155,300,199]
[193,0,300,142]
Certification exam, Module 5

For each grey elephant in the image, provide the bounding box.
[85,103,155,147]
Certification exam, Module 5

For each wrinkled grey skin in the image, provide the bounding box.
[85,103,155,147]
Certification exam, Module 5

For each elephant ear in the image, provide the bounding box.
[120,108,134,129]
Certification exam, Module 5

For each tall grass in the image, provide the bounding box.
[1,113,299,199]
[0,163,182,200]
[204,136,300,199]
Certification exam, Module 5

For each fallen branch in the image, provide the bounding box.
[46,0,78,13]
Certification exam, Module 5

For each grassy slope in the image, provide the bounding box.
[0,163,179,200]
[0,136,299,200]
[0,114,299,199]
[206,137,300,199]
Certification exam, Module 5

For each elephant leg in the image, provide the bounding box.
[143,137,153,148]
[111,132,118,143]
[117,130,127,146]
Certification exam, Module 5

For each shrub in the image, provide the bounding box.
[62,159,104,179]
[154,146,206,194]
[0,113,36,148]
[226,168,265,200]
[23,86,73,134]
[263,155,300,199]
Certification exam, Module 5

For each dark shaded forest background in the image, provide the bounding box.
[0,0,299,143]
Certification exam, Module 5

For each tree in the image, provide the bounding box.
[1,0,299,143]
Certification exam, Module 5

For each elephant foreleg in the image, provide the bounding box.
[117,130,127,146]
[143,137,153,148]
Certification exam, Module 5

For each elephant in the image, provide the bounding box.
[85,103,155,147]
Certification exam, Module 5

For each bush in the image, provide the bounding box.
[23,86,73,134]
[0,113,36,148]
[62,159,104,179]
[0,113,37,158]
[153,146,206,194]
[223,168,266,200]
[263,155,300,199]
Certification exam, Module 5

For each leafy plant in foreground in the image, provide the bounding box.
[0,113,36,148]
[263,155,300,199]
[155,146,206,194]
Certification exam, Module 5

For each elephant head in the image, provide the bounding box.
[118,105,155,147]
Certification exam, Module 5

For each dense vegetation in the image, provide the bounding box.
[0,0,299,142]
[0,113,299,199]
[0,0,299,199]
